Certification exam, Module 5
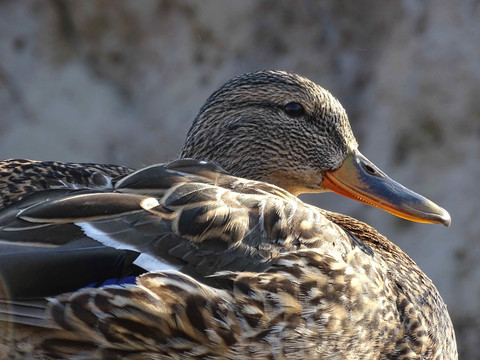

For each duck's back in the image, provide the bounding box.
[0,159,134,208]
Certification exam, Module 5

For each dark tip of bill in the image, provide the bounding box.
[439,208,451,227]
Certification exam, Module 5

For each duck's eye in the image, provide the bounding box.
[284,102,305,117]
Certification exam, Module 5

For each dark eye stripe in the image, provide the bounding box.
[284,102,305,117]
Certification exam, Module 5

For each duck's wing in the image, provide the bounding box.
[2,248,413,360]
[1,249,452,359]
[45,252,348,359]
[0,160,353,299]
[0,160,143,302]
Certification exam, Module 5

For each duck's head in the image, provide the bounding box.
[180,70,450,226]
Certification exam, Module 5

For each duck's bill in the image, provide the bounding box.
[321,149,451,226]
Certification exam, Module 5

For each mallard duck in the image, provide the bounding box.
[0,71,456,359]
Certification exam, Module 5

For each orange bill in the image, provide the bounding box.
[321,149,451,226]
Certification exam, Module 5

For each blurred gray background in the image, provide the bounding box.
[1,0,479,357]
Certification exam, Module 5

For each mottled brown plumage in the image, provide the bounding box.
[0,71,456,359]
[0,159,133,209]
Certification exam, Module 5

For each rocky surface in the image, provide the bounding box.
[1,1,479,357]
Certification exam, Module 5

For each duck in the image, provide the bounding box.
[0,70,457,359]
